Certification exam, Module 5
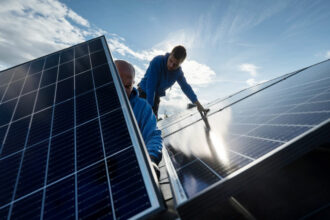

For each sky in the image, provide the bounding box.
[0,0,330,116]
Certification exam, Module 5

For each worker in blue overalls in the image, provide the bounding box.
[138,45,209,119]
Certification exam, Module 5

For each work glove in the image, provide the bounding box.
[195,101,209,117]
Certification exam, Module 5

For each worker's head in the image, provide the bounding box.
[114,60,135,97]
[167,45,186,71]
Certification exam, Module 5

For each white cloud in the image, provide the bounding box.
[67,9,90,27]
[246,78,267,87]
[0,0,95,68]
[239,63,259,77]
[0,0,216,117]
[326,51,330,59]
[246,78,257,86]
[181,60,216,86]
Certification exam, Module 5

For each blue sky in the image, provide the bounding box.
[0,0,330,116]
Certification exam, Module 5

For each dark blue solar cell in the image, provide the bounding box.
[44,176,75,219]
[40,67,57,88]
[58,61,73,81]
[52,99,74,135]
[75,43,88,58]
[227,123,259,135]
[0,126,7,148]
[11,191,43,219]
[75,55,90,74]
[29,59,45,75]
[0,69,14,86]
[202,150,253,178]
[15,141,48,198]
[107,147,151,219]
[96,84,120,115]
[268,112,330,126]
[228,135,281,159]
[90,50,107,68]
[60,48,74,64]
[89,38,103,53]
[34,84,55,112]
[22,72,41,94]
[0,153,21,207]
[289,101,330,113]
[311,91,330,102]
[92,64,113,87]
[77,161,113,220]
[45,53,60,69]
[0,206,9,219]
[75,70,94,95]
[0,84,7,100]
[177,160,220,199]
[100,109,132,156]
[170,151,196,171]
[13,91,37,120]
[47,130,74,183]
[0,98,17,126]
[76,91,97,125]
[248,125,310,142]
[27,108,53,146]
[1,117,30,157]
[2,78,24,101]
[55,77,73,103]
[12,63,30,81]
[76,119,103,170]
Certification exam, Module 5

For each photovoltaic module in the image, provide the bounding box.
[0,36,163,219]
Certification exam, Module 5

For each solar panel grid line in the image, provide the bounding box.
[0,143,133,212]
[162,148,188,205]
[0,65,33,157]
[0,52,107,107]
[226,148,257,161]
[86,40,117,220]
[162,60,330,218]
[1,36,163,219]
[0,69,17,103]
[0,105,121,163]
[160,66,315,131]
[0,146,115,213]
[40,52,61,219]
[242,88,330,137]
[229,122,313,128]
[0,68,29,155]
[7,56,44,218]
[103,37,163,218]
[213,87,329,152]
[176,120,330,219]
[73,42,79,220]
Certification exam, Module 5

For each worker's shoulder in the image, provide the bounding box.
[151,54,166,63]
[135,95,153,111]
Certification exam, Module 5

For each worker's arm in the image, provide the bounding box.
[177,72,198,103]
[138,100,163,164]
[177,72,209,115]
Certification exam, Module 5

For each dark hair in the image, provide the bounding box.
[171,45,186,61]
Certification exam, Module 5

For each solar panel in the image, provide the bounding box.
[161,59,330,218]
[0,36,163,219]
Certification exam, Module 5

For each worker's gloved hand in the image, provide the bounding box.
[195,100,209,117]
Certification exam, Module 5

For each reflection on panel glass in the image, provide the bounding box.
[163,59,330,215]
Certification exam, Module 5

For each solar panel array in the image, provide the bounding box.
[0,36,162,219]
[160,60,330,218]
